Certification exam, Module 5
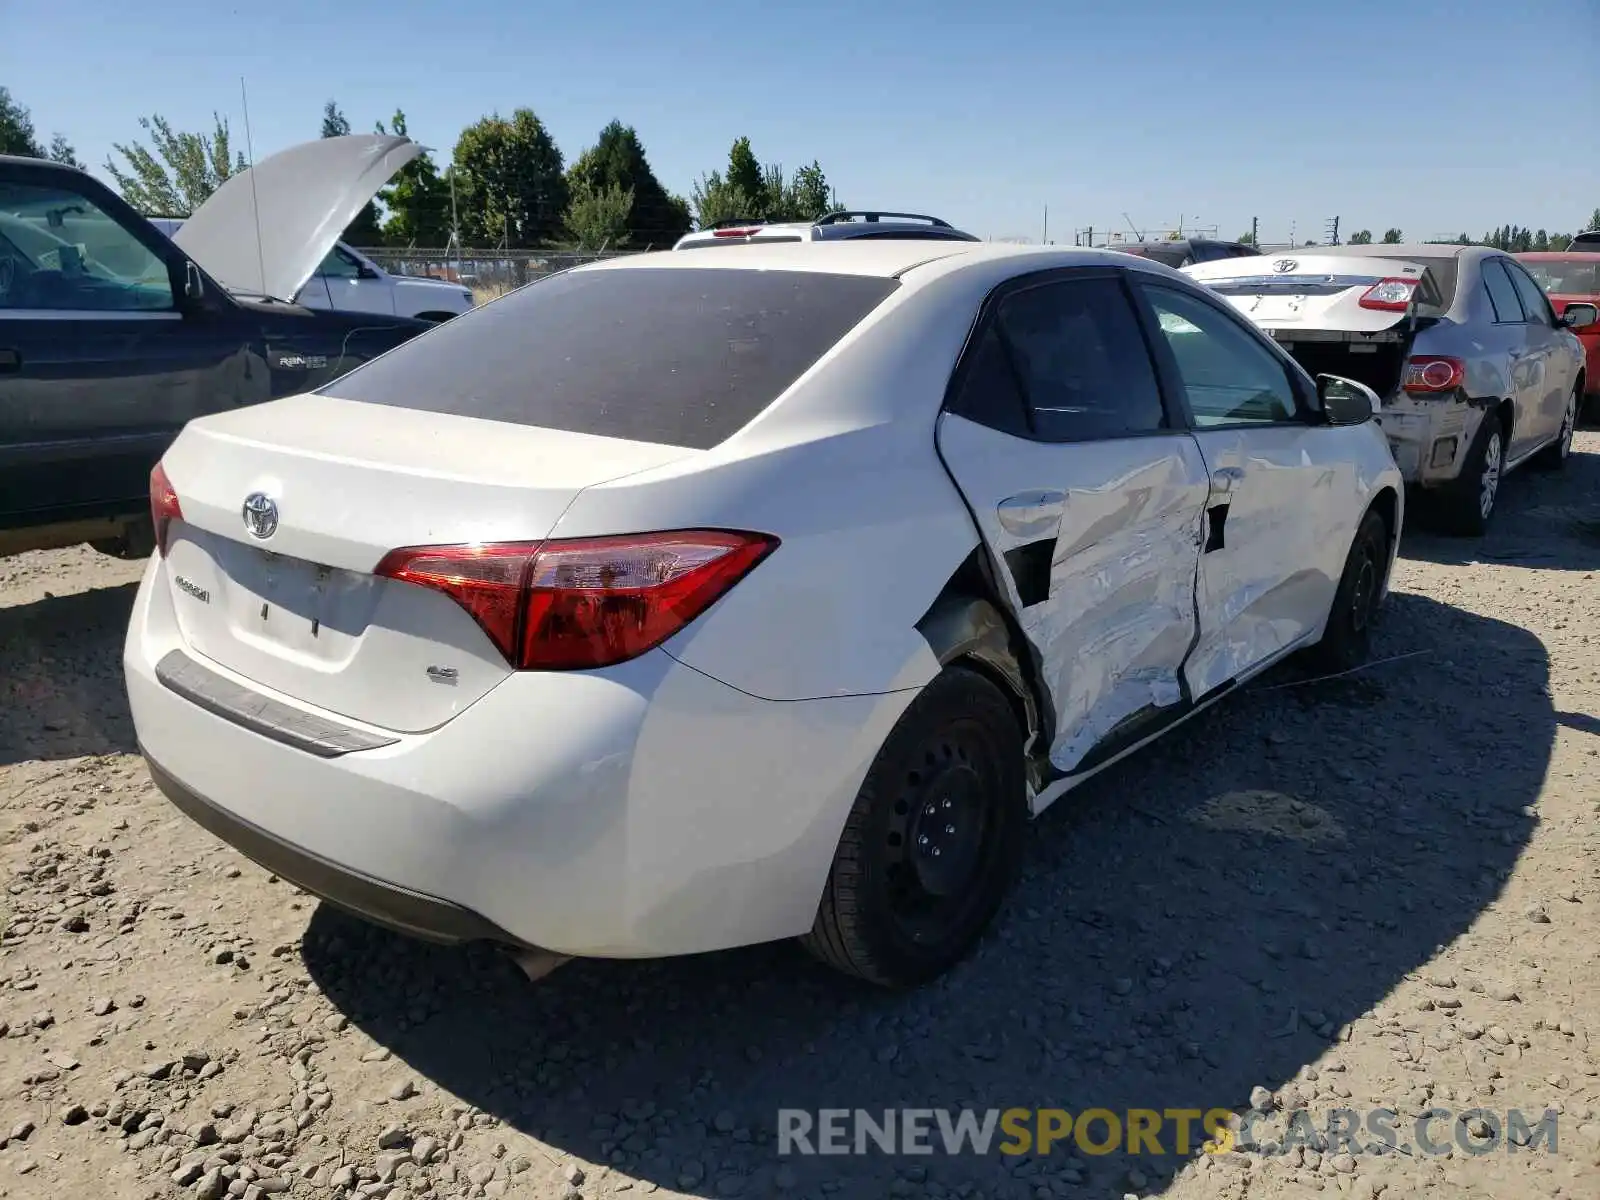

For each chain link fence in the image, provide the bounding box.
[350,248,645,304]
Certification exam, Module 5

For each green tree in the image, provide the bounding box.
[0,87,41,156]
[691,138,841,228]
[106,113,247,215]
[452,109,567,246]
[565,121,691,248]
[781,160,836,221]
[320,100,351,139]
[692,138,764,228]
[690,170,753,228]
[321,100,383,245]
[1236,230,1256,246]
[1550,232,1574,251]
[374,110,452,246]
[1380,228,1403,244]
[565,180,634,248]
[0,87,81,164]
[726,137,764,204]
[1348,229,1373,245]
[1587,207,1600,232]
[46,134,82,168]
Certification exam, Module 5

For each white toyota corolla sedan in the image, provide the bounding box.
[125,241,1403,988]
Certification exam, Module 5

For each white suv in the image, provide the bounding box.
[674,209,979,250]
[149,218,473,322]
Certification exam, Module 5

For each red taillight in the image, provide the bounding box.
[712,227,762,238]
[1402,356,1465,394]
[149,462,182,556]
[374,530,779,671]
[1358,277,1418,311]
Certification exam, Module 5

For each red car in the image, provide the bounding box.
[1519,251,1600,414]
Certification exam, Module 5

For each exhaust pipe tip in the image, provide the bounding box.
[507,947,572,983]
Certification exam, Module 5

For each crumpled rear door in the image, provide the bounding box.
[938,412,1209,776]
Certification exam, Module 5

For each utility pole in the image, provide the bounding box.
[1251,215,1259,247]
[1042,204,1048,245]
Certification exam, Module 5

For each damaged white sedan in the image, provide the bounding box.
[125,242,1402,988]
[1185,245,1595,535]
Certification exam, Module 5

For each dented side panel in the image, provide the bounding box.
[935,413,1209,775]
[1184,426,1357,698]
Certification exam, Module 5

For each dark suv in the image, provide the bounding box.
[0,149,430,559]
[1106,238,1263,268]
[674,210,981,249]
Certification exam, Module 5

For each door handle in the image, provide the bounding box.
[0,348,20,373]
[997,489,1066,539]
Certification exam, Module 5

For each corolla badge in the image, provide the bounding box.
[242,493,279,540]
[1272,259,1298,273]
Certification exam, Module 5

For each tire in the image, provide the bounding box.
[89,520,155,560]
[801,665,1026,988]
[1435,411,1505,536]
[1532,386,1578,471]
[1308,508,1388,674]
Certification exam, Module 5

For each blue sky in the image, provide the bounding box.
[6,0,1598,243]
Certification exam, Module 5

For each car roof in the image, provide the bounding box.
[0,154,90,175]
[578,240,1164,281]
[1516,251,1595,261]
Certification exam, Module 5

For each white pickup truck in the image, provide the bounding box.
[149,218,473,322]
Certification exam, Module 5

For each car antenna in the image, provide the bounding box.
[239,76,271,302]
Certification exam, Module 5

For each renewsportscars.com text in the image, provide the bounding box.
[777,1107,1560,1157]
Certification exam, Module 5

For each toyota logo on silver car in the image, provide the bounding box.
[242,493,279,540]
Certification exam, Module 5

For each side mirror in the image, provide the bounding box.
[184,260,205,302]
[1317,374,1380,426]
[356,263,381,280]
[1559,301,1600,330]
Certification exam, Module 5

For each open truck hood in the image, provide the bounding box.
[172,134,421,304]
[1183,253,1443,334]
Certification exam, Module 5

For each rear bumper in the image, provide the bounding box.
[124,555,915,958]
[1376,395,1484,486]
[143,750,527,948]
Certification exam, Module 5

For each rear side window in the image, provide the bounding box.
[1121,245,1187,268]
[322,267,898,449]
[946,326,1030,437]
[1481,260,1525,323]
[1503,261,1554,324]
[950,276,1166,441]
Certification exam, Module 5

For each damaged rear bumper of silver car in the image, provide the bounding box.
[1377,396,1485,486]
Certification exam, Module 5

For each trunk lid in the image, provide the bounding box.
[1182,253,1444,334]
[172,135,421,304]
[158,393,696,732]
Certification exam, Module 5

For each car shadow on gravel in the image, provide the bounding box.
[0,582,138,767]
[305,590,1549,1199]
[1401,445,1600,571]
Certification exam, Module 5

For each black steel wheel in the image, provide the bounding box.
[802,665,1026,987]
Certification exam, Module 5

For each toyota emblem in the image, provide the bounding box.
[242,493,279,540]
[1272,258,1299,273]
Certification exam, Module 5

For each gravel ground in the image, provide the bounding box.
[1,436,1598,1200]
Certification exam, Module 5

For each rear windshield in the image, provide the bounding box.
[1522,260,1600,295]
[322,267,899,450]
